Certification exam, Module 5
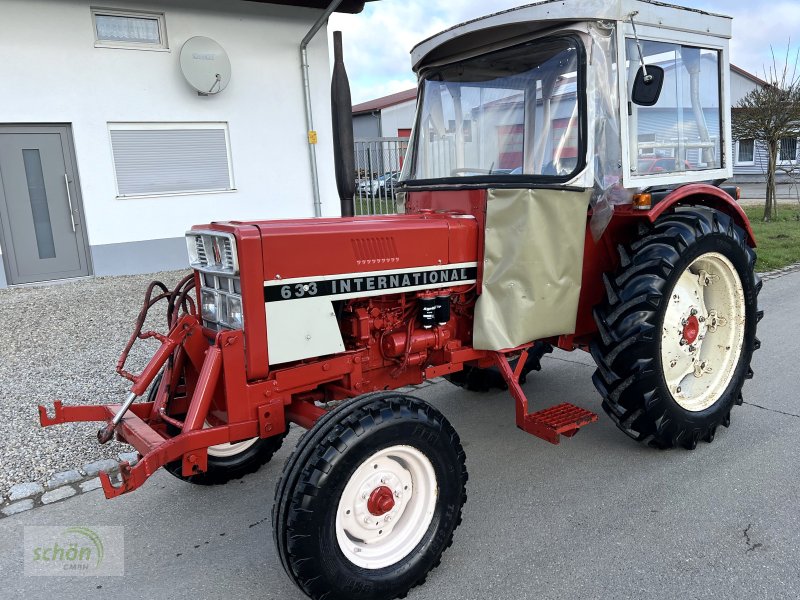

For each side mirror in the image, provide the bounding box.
[631,65,664,106]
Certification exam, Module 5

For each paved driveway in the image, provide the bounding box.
[1,272,798,600]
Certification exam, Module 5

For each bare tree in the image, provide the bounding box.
[732,46,800,221]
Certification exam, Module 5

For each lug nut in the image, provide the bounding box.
[680,338,688,346]
[690,308,697,316]
[689,345,696,352]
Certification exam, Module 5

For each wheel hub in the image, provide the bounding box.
[682,314,700,345]
[367,485,396,516]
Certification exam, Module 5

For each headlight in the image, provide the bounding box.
[220,294,244,330]
[201,289,219,323]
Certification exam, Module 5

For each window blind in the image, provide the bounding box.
[110,127,232,196]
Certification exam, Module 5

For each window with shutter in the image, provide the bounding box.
[109,124,234,197]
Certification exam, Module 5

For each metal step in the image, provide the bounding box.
[523,403,598,445]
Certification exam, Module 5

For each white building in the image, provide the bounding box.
[0,0,374,287]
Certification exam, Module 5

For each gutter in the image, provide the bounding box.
[301,0,345,217]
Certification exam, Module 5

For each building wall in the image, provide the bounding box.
[379,100,417,138]
[353,112,381,139]
[729,70,768,181]
[0,0,339,283]
[730,70,762,105]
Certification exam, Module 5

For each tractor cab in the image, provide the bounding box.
[400,0,732,215]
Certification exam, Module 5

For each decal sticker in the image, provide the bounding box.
[265,266,477,302]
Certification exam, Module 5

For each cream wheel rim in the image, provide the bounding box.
[661,252,746,412]
[335,445,438,569]
[205,421,259,458]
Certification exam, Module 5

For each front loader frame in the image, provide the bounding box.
[38,313,316,498]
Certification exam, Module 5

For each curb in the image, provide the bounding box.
[758,262,800,281]
[0,379,448,518]
[0,453,139,519]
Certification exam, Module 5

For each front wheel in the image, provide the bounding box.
[272,392,467,600]
[148,372,287,485]
[591,207,762,449]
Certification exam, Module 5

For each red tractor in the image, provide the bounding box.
[40,2,761,599]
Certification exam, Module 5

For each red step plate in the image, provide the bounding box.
[523,403,598,445]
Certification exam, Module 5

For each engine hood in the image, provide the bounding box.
[239,213,479,282]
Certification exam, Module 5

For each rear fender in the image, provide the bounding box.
[646,183,756,247]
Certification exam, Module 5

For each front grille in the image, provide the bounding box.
[194,235,208,265]
[220,237,235,270]
[187,231,239,274]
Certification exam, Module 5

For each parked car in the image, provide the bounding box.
[357,171,399,196]
[637,156,693,173]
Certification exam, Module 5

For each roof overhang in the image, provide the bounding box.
[245,0,378,14]
[411,0,732,71]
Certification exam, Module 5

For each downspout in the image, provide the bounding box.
[301,0,344,217]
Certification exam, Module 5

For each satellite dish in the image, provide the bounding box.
[179,36,231,95]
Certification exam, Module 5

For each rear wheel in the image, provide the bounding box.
[445,341,553,392]
[272,392,467,600]
[591,207,762,449]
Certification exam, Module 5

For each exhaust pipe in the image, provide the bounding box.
[331,31,355,217]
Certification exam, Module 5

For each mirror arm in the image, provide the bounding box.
[628,12,653,83]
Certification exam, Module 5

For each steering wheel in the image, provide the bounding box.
[450,168,492,176]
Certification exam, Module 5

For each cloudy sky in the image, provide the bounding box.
[328,0,800,104]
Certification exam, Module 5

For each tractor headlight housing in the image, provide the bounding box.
[187,231,244,331]
[201,289,220,323]
[198,273,244,331]
[220,293,244,330]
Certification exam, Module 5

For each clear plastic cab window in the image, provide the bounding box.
[626,39,722,176]
[409,37,583,181]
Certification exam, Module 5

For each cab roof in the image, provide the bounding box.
[410,0,731,71]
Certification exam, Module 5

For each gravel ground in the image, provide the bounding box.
[0,270,191,496]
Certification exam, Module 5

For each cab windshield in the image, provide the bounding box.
[406,36,584,183]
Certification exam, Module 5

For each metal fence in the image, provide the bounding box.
[354,137,409,215]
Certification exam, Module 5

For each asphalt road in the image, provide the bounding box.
[737,182,800,205]
[1,271,798,600]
